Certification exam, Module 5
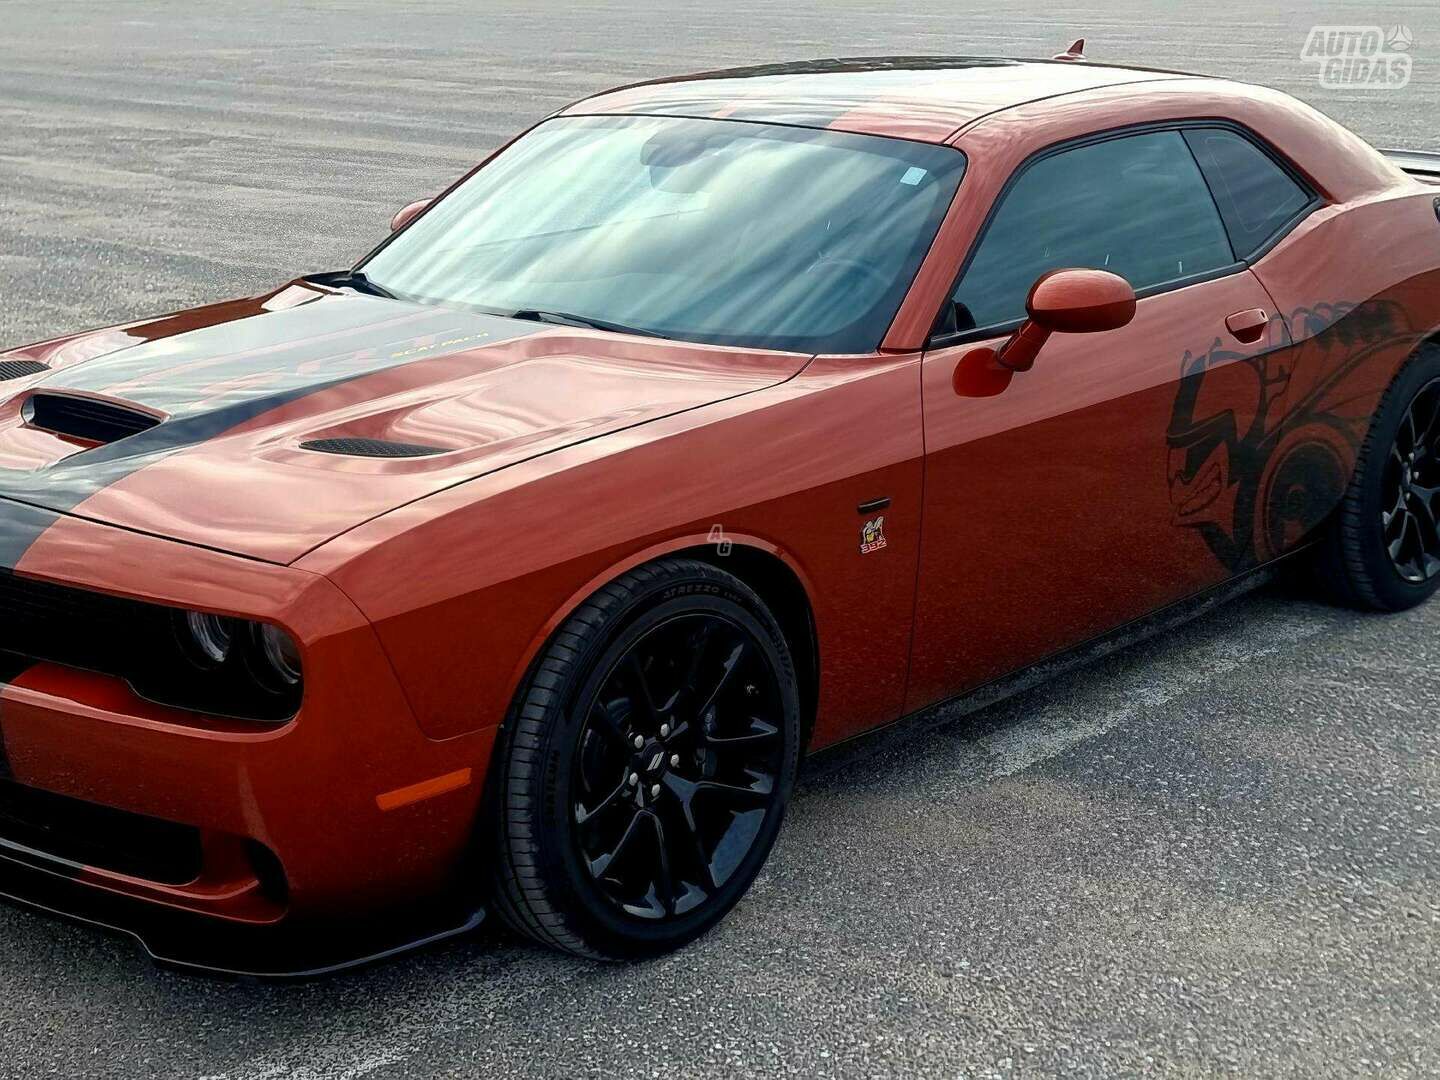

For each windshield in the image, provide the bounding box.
[360,115,966,353]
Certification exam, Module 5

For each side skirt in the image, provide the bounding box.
[803,558,1295,778]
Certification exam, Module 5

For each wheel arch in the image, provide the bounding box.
[509,534,821,753]
[1268,319,1440,566]
[674,543,820,753]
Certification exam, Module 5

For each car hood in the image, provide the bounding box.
[0,282,809,563]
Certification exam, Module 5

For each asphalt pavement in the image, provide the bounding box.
[0,2,1438,1077]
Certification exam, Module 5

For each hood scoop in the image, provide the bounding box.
[299,437,447,458]
[24,392,162,447]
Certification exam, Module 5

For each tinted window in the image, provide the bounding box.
[1183,128,1312,258]
[950,131,1234,332]
[362,115,966,354]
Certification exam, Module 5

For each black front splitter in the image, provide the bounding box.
[0,845,484,979]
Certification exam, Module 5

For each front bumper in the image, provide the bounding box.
[0,841,484,978]
[0,499,496,975]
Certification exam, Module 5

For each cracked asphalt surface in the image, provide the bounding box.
[1,2,1438,1076]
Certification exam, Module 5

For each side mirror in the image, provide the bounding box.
[995,268,1137,372]
[390,198,433,233]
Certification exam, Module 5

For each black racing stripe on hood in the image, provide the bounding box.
[12,367,426,506]
[0,295,542,551]
[35,294,527,417]
[0,500,62,571]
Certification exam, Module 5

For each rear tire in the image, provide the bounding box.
[1311,345,1440,611]
[488,557,801,959]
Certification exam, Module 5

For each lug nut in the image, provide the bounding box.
[670,754,680,767]
[633,735,644,749]
[650,784,661,797]
[628,772,639,786]
[659,723,670,738]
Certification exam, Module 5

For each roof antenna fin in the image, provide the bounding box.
[1053,38,1086,62]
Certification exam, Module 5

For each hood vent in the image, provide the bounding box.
[0,360,48,381]
[24,393,161,445]
[299,437,446,458]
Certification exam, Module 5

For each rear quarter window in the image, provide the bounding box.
[1182,128,1314,259]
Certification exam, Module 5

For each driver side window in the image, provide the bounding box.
[950,130,1235,333]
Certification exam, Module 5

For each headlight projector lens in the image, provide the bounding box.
[183,611,236,667]
[254,623,302,688]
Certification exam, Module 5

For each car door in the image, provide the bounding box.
[905,128,1293,713]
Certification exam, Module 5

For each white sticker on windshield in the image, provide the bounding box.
[900,166,928,186]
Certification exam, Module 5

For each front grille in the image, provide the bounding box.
[0,571,162,679]
[25,392,160,444]
[0,779,203,885]
[0,360,48,381]
[300,437,446,458]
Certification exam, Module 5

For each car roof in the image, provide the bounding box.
[562,56,1212,144]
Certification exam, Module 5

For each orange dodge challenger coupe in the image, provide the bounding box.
[0,50,1437,973]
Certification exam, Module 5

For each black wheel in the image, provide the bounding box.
[487,558,801,959]
[1313,346,1440,611]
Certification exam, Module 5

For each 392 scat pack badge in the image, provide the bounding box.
[860,517,888,554]
[2,46,1440,974]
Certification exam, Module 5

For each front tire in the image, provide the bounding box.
[1312,346,1440,611]
[488,558,801,959]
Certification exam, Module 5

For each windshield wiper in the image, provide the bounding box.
[314,280,666,338]
[329,270,399,300]
[507,308,668,340]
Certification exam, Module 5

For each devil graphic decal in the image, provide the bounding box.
[1167,300,1420,572]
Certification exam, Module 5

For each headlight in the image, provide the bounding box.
[164,609,303,721]
[251,622,302,689]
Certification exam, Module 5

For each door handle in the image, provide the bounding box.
[1225,308,1269,344]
